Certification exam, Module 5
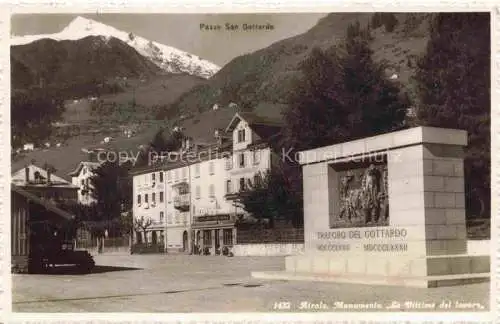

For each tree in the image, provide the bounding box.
[55,201,103,237]
[133,216,153,243]
[120,211,134,235]
[283,21,407,152]
[371,13,399,33]
[280,21,408,227]
[234,162,303,228]
[413,13,490,218]
[89,160,133,236]
[150,128,183,155]
[11,88,65,147]
[135,128,185,168]
[341,22,407,138]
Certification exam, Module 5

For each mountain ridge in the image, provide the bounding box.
[11,35,163,95]
[12,16,220,79]
[170,13,432,116]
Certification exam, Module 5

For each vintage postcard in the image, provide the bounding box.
[3,5,497,323]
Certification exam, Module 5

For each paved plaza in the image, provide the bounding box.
[13,254,489,312]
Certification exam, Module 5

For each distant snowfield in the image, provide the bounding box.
[11,16,220,79]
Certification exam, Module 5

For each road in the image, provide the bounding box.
[12,254,490,312]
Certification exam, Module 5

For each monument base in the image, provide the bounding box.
[251,254,489,288]
[251,270,489,288]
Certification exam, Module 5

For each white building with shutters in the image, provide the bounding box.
[68,161,101,205]
[131,169,167,246]
[131,111,282,254]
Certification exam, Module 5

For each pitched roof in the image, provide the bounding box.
[225,111,283,136]
[12,185,75,221]
[179,105,240,145]
[68,161,101,177]
[11,164,78,188]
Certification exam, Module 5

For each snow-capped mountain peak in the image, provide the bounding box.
[11,16,220,79]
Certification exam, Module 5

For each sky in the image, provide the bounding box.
[11,13,327,66]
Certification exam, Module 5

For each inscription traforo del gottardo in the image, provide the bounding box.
[315,228,408,252]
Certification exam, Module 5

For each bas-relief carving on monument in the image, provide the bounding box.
[335,163,389,228]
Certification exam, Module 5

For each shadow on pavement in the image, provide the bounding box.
[91,265,143,274]
[27,265,143,275]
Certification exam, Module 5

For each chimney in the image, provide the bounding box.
[25,167,29,183]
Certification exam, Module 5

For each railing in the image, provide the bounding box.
[237,227,304,244]
[173,194,190,210]
[75,236,130,250]
[194,214,236,223]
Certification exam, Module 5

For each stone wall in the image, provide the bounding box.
[233,243,305,256]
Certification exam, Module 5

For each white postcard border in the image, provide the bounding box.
[0,2,497,323]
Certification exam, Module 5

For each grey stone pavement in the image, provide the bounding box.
[13,254,490,313]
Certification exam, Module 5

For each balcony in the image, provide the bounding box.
[194,214,236,224]
[173,194,190,211]
[224,187,250,201]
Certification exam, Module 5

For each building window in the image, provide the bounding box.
[239,153,245,168]
[209,162,215,175]
[192,205,196,215]
[152,192,156,202]
[253,150,260,164]
[182,168,187,179]
[195,186,201,199]
[174,169,179,182]
[160,191,164,202]
[253,174,260,187]
[237,129,246,143]
[152,173,156,182]
[239,178,246,191]
[223,229,233,245]
[145,194,149,203]
[226,180,232,194]
[160,212,164,222]
[159,172,164,182]
[209,184,215,198]
[137,194,141,204]
[225,156,232,170]
[194,164,200,177]
[179,184,189,195]
[167,213,172,224]
[81,179,85,186]
[204,230,212,246]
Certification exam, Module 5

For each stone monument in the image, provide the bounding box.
[253,126,489,287]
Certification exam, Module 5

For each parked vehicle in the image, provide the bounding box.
[28,240,95,274]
